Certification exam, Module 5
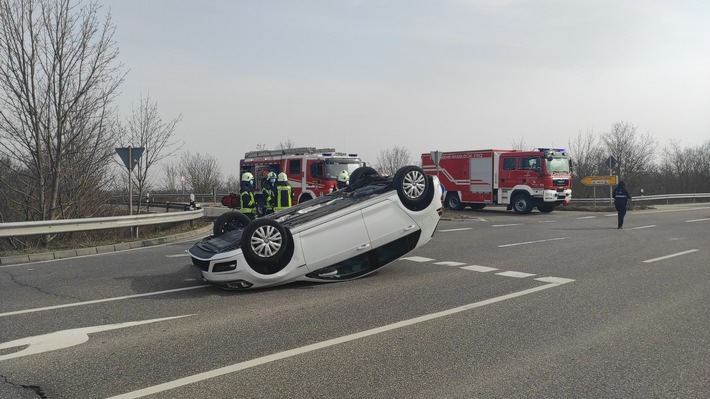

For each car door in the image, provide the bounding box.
[361,198,418,249]
[299,210,371,272]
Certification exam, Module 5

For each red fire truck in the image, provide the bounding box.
[239,147,364,204]
[421,148,572,214]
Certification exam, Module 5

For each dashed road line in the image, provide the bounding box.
[400,256,435,263]
[460,265,498,273]
[434,261,467,266]
[643,249,699,263]
[496,271,536,278]
[576,216,597,219]
[498,237,569,248]
[628,225,655,230]
[491,223,522,227]
[438,228,473,232]
[686,218,710,223]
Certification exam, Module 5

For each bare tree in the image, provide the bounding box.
[510,137,529,151]
[567,130,605,197]
[161,163,180,193]
[118,93,183,213]
[374,146,412,176]
[0,0,124,246]
[275,139,296,150]
[601,121,657,190]
[181,152,222,194]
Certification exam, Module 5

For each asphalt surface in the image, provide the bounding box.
[1,204,708,398]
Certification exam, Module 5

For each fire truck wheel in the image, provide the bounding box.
[537,203,556,213]
[445,193,465,211]
[349,166,379,187]
[394,166,433,211]
[241,218,289,268]
[512,194,534,214]
[469,203,486,211]
[213,211,251,236]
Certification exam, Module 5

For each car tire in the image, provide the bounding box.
[512,194,533,214]
[213,211,251,236]
[394,166,432,211]
[349,166,379,187]
[241,218,289,268]
[445,193,465,210]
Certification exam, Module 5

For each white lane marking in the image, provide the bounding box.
[0,236,207,269]
[576,216,596,219]
[628,225,656,230]
[107,282,572,399]
[536,277,576,284]
[638,206,710,214]
[438,228,473,232]
[643,249,699,263]
[460,265,498,272]
[0,286,209,318]
[492,223,522,227]
[0,315,193,361]
[498,237,569,248]
[400,256,435,263]
[538,220,556,223]
[166,253,190,258]
[687,218,710,223]
[496,271,536,278]
[434,261,467,266]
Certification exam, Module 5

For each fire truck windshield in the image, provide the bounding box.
[325,159,363,179]
[545,156,571,173]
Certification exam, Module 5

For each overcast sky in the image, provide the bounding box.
[98,0,710,179]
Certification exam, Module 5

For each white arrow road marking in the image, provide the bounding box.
[0,315,193,361]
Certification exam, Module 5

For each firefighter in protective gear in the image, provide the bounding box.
[240,172,257,220]
[274,172,293,211]
[261,171,278,215]
[332,170,349,192]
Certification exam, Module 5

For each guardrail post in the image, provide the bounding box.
[166,201,170,212]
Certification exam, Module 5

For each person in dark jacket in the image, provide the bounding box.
[613,181,632,229]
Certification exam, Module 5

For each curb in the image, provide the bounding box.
[0,225,212,267]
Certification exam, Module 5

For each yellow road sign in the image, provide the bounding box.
[581,175,618,186]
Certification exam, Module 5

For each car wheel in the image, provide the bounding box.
[445,193,465,210]
[537,203,556,213]
[394,166,432,211]
[213,211,251,236]
[349,166,379,187]
[298,193,313,204]
[512,194,533,214]
[241,218,288,267]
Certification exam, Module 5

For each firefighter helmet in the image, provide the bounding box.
[267,172,277,182]
[337,170,349,183]
[241,172,254,182]
[277,172,288,182]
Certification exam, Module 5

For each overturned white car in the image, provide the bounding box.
[188,166,442,290]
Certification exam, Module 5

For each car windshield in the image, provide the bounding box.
[325,159,362,179]
[545,156,570,173]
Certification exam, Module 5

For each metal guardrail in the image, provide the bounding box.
[0,209,204,237]
[573,193,710,204]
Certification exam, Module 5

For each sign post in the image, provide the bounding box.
[581,175,618,207]
[116,146,145,237]
[606,156,617,204]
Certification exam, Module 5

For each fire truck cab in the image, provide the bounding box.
[240,147,364,204]
[422,148,572,214]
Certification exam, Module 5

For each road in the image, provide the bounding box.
[1,205,708,398]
